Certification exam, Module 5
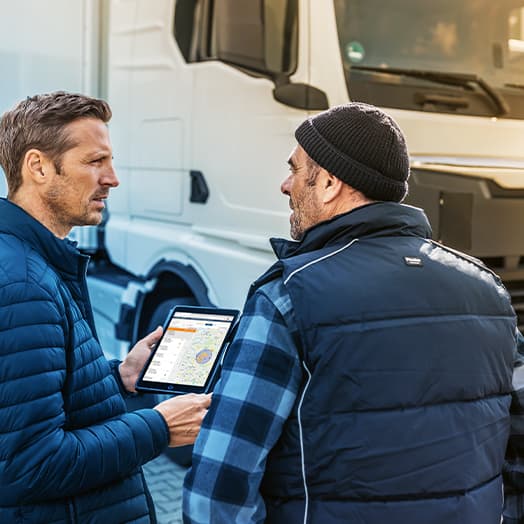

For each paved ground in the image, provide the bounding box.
[143,454,188,524]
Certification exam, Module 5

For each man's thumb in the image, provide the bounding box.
[145,325,163,345]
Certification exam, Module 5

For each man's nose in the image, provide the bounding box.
[281,175,291,196]
[103,164,119,187]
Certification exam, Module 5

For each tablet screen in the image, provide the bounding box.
[138,307,239,393]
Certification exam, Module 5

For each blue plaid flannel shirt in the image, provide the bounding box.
[183,278,302,523]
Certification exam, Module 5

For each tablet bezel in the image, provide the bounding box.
[135,305,240,395]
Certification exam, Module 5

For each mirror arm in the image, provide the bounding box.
[272,79,329,110]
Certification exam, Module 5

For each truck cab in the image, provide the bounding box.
[98,0,524,345]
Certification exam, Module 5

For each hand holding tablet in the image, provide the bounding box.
[136,306,240,395]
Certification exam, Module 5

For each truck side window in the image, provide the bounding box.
[210,0,297,75]
[173,0,298,76]
[210,0,267,71]
[174,0,199,62]
[508,7,524,71]
[263,0,298,74]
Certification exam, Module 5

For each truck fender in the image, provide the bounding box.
[128,259,213,344]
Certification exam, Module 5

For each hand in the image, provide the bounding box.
[119,326,163,393]
[154,393,212,447]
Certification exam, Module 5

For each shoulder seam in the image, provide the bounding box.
[284,239,359,285]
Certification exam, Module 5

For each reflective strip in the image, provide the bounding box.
[284,239,359,285]
[298,360,312,524]
[513,364,524,391]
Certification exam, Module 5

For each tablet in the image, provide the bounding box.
[136,306,240,395]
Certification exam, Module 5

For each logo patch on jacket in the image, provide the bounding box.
[403,256,423,267]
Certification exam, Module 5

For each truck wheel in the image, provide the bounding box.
[147,297,197,468]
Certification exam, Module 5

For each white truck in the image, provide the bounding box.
[2,0,524,356]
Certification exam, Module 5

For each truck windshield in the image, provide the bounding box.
[334,0,524,119]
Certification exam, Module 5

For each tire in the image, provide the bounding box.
[145,297,198,468]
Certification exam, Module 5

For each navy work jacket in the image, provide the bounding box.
[256,202,516,524]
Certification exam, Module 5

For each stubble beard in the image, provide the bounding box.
[290,212,304,241]
[289,190,322,241]
[45,185,104,235]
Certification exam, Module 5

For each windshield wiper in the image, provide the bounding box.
[505,83,524,90]
[351,66,509,117]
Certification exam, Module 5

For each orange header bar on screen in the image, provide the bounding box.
[168,327,197,333]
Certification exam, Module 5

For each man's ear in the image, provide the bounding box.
[321,170,344,204]
[23,149,52,186]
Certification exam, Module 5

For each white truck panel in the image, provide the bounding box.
[308,0,350,107]
[0,0,99,216]
[105,214,274,309]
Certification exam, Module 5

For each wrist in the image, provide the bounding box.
[118,361,135,393]
[153,406,172,445]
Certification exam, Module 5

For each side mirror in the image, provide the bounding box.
[264,0,328,110]
[273,83,329,110]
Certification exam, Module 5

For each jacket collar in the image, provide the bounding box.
[270,202,432,260]
[0,198,87,279]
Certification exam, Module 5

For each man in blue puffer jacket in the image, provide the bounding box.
[184,103,518,523]
[0,92,211,523]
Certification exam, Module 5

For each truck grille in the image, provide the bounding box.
[504,280,524,332]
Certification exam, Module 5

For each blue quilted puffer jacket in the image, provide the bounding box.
[0,198,169,523]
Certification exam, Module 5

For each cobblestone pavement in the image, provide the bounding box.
[143,454,188,524]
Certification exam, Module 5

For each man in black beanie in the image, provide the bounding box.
[184,103,517,524]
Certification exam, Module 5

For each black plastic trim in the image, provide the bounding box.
[190,170,209,203]
[273,82,329,110]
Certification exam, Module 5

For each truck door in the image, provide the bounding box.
[127,0,191,223]
[175,0,309,242]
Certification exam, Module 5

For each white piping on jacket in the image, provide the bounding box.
[283,239,359,286]
[298,360,312,524]
[286,238,359,522]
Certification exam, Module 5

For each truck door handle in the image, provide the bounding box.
[190,170,209,204]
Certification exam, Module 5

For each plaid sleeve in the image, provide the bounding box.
[182,279,302,524]
[504,330,524,524]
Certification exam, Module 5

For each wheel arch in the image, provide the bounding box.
[131,259,213,343]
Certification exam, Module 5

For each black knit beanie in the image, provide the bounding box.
[295,102,410,202]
